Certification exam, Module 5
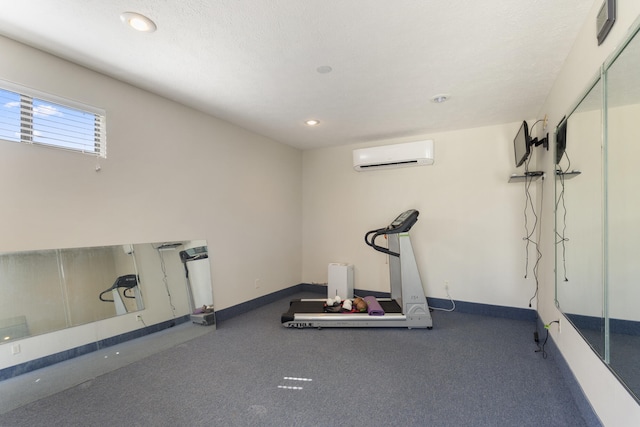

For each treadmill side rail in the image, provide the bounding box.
[282,312,431,329]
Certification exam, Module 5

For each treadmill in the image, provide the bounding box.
[281,209,433,329]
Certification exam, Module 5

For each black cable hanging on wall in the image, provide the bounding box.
[520,129,544,310]
[517,119,548,354]
[555,150,572,282]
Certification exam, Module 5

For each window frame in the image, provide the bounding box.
[0,79,106,158]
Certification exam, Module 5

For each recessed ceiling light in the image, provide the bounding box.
[431,94,450,103]
[305,120,320,126]
[120,12,157,33]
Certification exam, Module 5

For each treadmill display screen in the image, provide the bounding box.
[388,209,419,233]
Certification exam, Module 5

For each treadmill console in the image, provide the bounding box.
[365,209,420,256]
[387,209,419,234]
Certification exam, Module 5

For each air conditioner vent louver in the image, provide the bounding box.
[359,160,419,169]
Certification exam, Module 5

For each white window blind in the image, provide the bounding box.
[0,81,106,158]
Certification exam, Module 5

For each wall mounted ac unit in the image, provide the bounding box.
[352,140,434,171]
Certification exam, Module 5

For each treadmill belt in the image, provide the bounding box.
[378,300,402,314]
[282,299,403,323]
[288,300,325,314]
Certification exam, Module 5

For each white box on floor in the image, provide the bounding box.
[328,263,354,299]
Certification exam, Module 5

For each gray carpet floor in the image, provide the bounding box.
[0,292,598,426]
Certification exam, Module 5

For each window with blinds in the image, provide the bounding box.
[0,82,106,158]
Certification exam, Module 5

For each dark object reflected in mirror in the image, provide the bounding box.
[555,118,567,165]
[98,274,143,315]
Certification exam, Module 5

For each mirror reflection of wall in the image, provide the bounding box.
[556,19,640,402]
[1,250,66,339]
[555,77,605,357]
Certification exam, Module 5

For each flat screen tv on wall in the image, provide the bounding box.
[514,121,531,168]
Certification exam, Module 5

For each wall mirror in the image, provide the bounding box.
[556,19,640,402]
[0,240,212,343]
[604,21,640,399]
[555,75,604,357]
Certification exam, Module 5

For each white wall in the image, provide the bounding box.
[302,123,540,309]
[0,35,302,368]
[537,1,640,425]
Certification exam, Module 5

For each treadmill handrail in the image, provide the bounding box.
[99,274,139,302]
[99,288,114,302]
[365,228,400,257]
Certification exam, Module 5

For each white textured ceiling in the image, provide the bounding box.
[0,1,594,149]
